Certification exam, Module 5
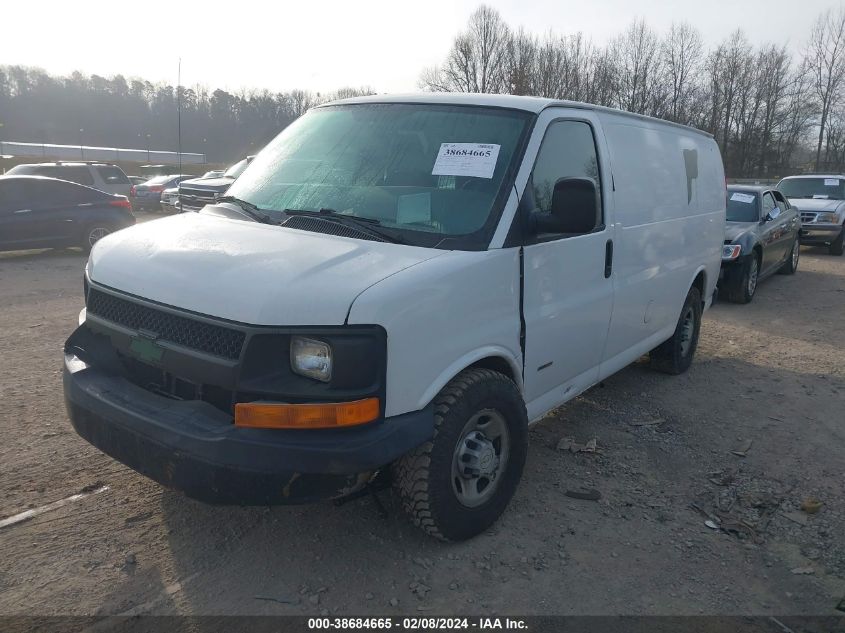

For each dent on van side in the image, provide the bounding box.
[64,94,725,541]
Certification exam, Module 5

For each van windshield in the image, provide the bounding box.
[778,177,844,200]
[226,103,532,249]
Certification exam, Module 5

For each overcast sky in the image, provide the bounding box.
[2,0,834,94]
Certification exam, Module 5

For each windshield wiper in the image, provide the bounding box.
[216,196,277,225]
[283,208,404,244]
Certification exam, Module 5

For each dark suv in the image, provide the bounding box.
[6,162,132,197]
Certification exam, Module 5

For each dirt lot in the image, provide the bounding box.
[1,235,844,617]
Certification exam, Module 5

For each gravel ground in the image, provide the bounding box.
[0,233,843,617]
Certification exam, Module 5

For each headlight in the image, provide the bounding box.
[722,244,742,260]
[816,212,839,223]
[290,336,333,382]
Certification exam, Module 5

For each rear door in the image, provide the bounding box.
[26,180,104,245]
[521,112,615,410]
[759,191,783,274]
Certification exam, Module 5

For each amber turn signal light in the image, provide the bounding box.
[234,398,380,429]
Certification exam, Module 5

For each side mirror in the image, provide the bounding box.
[531,177,599,235]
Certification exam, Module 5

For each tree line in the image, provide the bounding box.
[3,7,845,176]
[421,5,845,178]
[0,67,372,163]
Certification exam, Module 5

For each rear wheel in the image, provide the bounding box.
[779,236,800,274]
[393,368,527,541]
[82,225,112,252]
[649,286,702,375]
[829,227,845,256]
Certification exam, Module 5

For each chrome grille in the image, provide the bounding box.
[800,212,818,223]
[179,187,218,211]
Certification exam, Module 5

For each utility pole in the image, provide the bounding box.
[177,58,182,175]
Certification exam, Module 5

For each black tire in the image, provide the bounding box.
[81,224,113,252]
[829,227,845,256]
[725,252,760,304]
[649,286,702,375]
[393,368,528,541]
[779,236,800,275]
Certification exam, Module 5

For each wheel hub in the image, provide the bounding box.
[456,431,499,479]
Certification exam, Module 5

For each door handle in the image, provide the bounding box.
[604,239,613,278]
[13,209,32,214]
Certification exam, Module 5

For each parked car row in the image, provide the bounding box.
[719,174,845,304]
[129,174,192,212]
[0,157,257,251]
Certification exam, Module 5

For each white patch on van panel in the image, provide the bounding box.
[432,143,500,179]
[599,116,724,366]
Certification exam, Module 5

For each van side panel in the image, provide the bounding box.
[599,115,724,371]
[346,249,522,418]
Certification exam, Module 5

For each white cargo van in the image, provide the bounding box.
[64,94,725,541]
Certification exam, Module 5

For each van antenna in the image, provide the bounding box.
[177,57,182,175]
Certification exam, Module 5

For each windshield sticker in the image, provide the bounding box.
[432,143,501,179]
[825,178,840,186]
[730,192,756,204]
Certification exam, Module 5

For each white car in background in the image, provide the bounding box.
[160,187,180,211]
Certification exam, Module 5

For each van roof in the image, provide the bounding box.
[321,93,714,138]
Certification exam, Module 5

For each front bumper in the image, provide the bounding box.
[718,252,752,285]
[64,352,434,505]
[800,223,842,244]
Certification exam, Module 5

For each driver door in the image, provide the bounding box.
[521,115,615,412]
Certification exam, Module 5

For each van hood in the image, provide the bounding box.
[786,198,843,212]
[88,213,443,326]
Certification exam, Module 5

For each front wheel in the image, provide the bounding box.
[829,227,845,256]
[649,286,702,375]
[725,254,759,304]
[393,368,528,541]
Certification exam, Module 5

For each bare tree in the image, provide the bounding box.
[806,7,845,170]
[534,32,566,98]
[611,20,666,115]
[662,22,703,124]
[420,5,510,93]
[504,27,537,95]
[705,30,753,172]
